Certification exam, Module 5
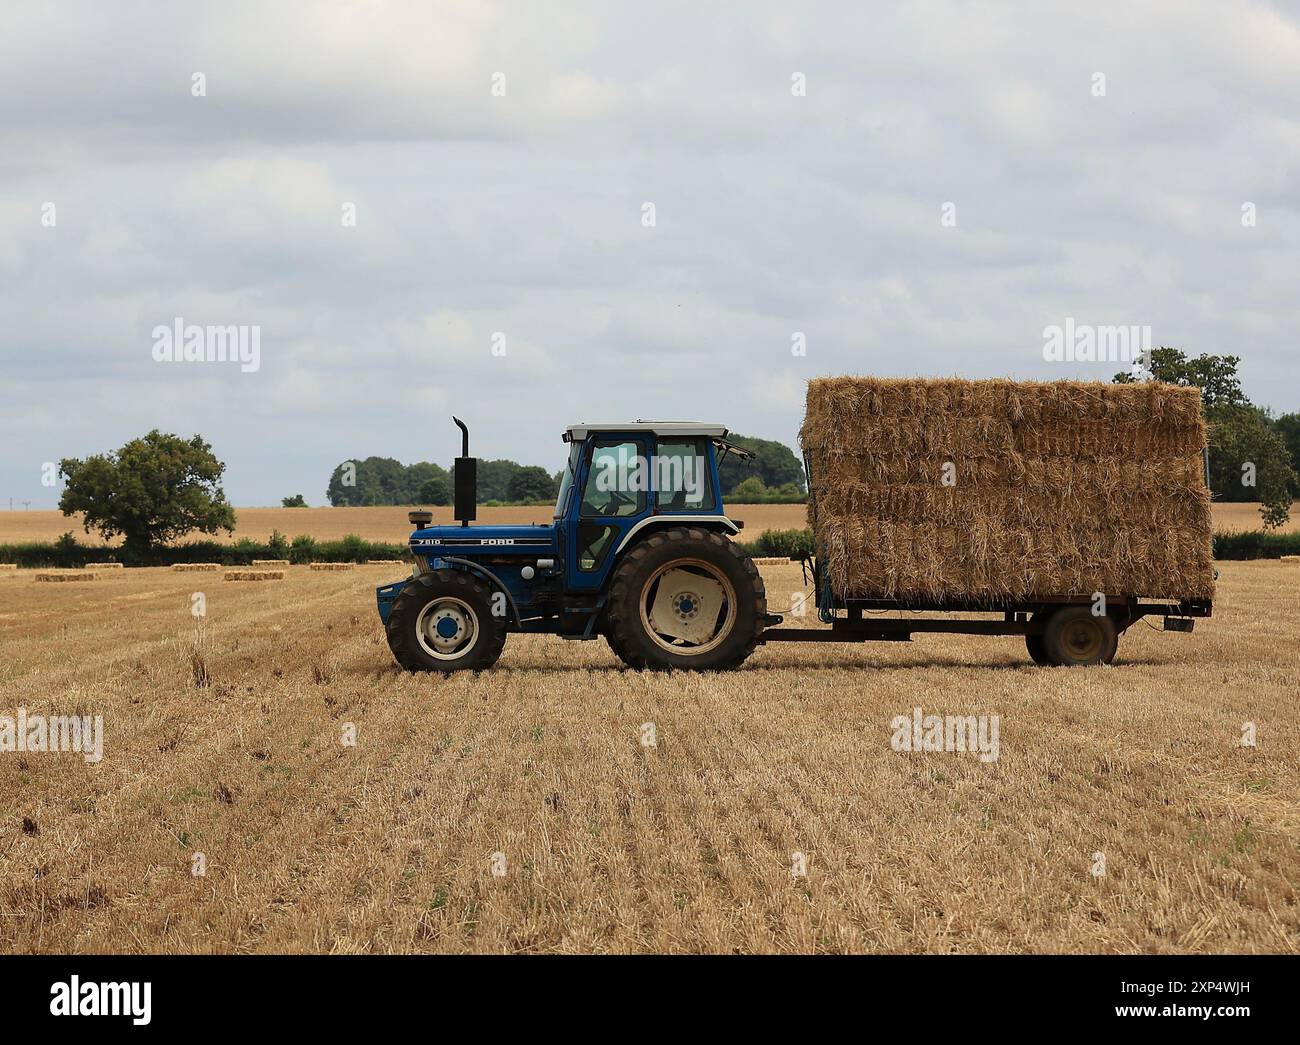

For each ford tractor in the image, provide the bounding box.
[376,419,770,672]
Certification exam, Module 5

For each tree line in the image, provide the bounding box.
[44,354,1298,556]
[324,434,809,507]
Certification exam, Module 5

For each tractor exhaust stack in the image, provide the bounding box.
[452,416,476,528]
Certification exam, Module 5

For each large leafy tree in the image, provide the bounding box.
[717,434,805,496]
[59,431,236,554]
[506,465,558,503]
[1273,412,1300,498]
[1114,349,1294,528]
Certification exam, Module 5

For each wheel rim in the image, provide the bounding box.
[415,596,480,661]
[639,558,737,657]
[1062,617,1104,661]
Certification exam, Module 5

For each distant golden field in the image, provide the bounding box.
[1,559,1296,953]
[0,501,1293,547]
[0,503,813,545]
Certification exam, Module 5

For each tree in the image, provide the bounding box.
[1207,407,1295,528]
[281,494,307,507]
[1273,412,1300,497]
[730,476,768,501]
[405,462,451,504]
[327,456,407,506]
[1113,347,1245,411]
[507,465,557,503]
[418,475,451,505]
[717,435,805,496]
[59,431,236,556]
[1113,348,1294,528]
[463,459,523,502]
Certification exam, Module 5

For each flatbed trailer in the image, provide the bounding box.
[762,445,1215,666]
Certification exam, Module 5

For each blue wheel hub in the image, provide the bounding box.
[436,617,460,639]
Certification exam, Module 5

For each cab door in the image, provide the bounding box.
[565,436,650,592]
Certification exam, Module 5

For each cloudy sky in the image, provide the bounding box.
[2,0,1297,507]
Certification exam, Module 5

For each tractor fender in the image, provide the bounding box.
[439,556,523,627]
[611,515,740,558]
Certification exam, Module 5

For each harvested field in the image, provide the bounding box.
[0,502,1290,549]
[0,504,812,546]
[0,560,1295,954]
[803,378,1215,602]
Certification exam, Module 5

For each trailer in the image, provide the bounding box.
[375,414,1211,672]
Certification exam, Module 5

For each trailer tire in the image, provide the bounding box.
[1041,606,1118,667]
[386,569,507,673]
[606,527,765,671]
[1025,634,1051,666]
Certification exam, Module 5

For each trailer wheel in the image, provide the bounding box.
[1025,633,1052,666]
[385,569,507,672]
[606,527,765,671]
[1041,606,1118,667]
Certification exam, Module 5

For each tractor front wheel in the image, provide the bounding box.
[386,569,507,672]
[606,527,765,671]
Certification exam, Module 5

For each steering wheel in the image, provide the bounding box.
[603,489,637,515]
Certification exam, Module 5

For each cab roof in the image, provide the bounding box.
[563,421,729,442]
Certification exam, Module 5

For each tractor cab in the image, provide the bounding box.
[377,419,764,671]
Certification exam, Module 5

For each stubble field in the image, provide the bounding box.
[0,559,1296,954]
[1,501,1295,548]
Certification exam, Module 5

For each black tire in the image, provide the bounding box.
[1042,605,1118,667]
[604,630,646,670]
[1025,612,1052,665]
[386,569,507,673]
[1025,634,1052,666]
[606,527,765,671]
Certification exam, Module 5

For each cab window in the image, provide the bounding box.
[655,438,714,511]
[580,441,645,518]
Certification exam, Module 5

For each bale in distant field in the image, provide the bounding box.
[172,563,222,572]
[752,557,793,565]
[35,572,98,582]
[223,570,285,581]
[310,562,354,571]
[85,562,125,570]
[1281,555,1300,563]
[252,559,290,567]
[801,377,1215,602]
[0,563,17,571]
[365,560,404,566]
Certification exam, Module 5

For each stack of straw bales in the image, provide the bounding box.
[800,377,1215,602]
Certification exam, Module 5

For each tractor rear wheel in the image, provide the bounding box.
[386,569,507,672]
[606,527,765,671]
[1041,606,1118,667]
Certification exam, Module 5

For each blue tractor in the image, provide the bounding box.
[376,419,770,672]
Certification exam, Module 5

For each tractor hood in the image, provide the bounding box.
[409,523,557,556]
